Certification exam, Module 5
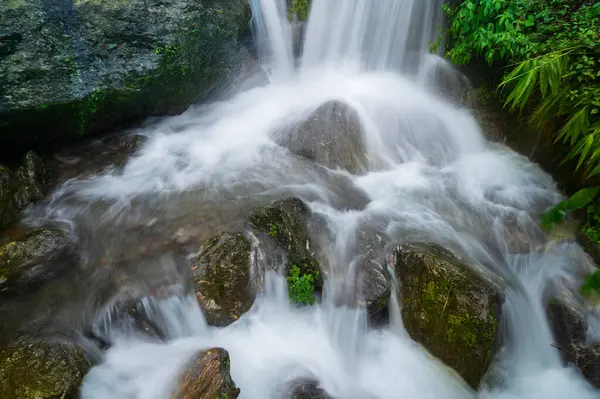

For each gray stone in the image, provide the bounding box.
[0,0,251,151]
[190,233,255,326]
[277,101,367,174]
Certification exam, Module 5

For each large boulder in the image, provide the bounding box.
[171,348,240,399]
[249,198,321,284]
[190,233,255,326]
[395,243,501,388]
[0,228,72,296]
[0,0,251,153]
[277,101,367,174]
[0,151,47,228]
[548,303,600,388]
[0,337,90,399]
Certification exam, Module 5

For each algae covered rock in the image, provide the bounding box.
[0,228,71,296]
[548,303,600,388]
[395,243,501,388]
[0,337,90,399]
[171,348,240,399]
[277,101,367,174]
[249,198,321,283]
[190,233,255,326]
[0,0,251,152]
[0,151,47,228]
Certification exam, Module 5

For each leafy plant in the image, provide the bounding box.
[445,0,600,176]
[541,186,599,230]
[287,265,316,306]
[583,201,600,244]
[581,270,600,298]
[268,222,279,238]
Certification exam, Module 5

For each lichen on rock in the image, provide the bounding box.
[0,0,252,153]
[0,227,72,296]
[395,243,501,388]
[190,233,255,326]
[170,348,240,399]
[0,337,90,399]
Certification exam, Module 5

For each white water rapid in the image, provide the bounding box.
[36,0,600,398]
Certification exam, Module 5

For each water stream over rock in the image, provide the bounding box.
[5,0,600,398]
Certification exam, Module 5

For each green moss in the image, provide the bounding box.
[288,0,309,21]
[287,264,316,306]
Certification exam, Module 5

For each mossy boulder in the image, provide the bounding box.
[249,198,321,285]
[0,151,47,228]
[0,228,72,296]
[276,101,367,174]
[395,243,501,388]
[548,303,600,388]
[190,233,255,326]
[0,0,251,154]
[171,348,240,399]
[0,337,90,399]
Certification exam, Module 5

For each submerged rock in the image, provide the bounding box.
[249,198,321,284]
[0,151,47,228]
[0,228,72,296]
[277,101,367,174]
[395,243,501,388]
[356,229,391,320]
[548,303,600,388]
[0,337,90,399]
[171,348,240,399]
[0,0,251,153]
[190,233,255,326]
[289,382,331,399]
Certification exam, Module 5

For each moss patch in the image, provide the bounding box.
[396,244,500,388]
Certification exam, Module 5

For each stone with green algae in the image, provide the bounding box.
[249,198,321,284]
[395,243,501,388]
[0,0,251,152]
[0,338,90,399]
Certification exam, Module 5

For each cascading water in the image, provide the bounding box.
[26,0,600,398]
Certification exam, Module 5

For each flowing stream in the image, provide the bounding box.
[26,0,600,397]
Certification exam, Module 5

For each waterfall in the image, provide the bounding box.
[28,1,599,398]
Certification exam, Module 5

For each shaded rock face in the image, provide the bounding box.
[190,233,255,327]
[0,151,47,228]
[548,303,600,388]
[0,337,90,399]
[277,101,367,174]
[395,243,501,388]
[0,228,73,296]
[289,382,331,399]
[356,229,391,320]
[0,0,251,154]
[171,348,240,399]
[249,198,321,284]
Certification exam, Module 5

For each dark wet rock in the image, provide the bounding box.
[190,233,255,326]
[356,229,391,319]
[0,337,90,399]
[171,348,240,399]
[0,0,251,153]
[577,232,600,267]
[0,151,47,228]
[249,198,321,284]
[395,243,501,388]
[0,228,72,296]
[289,382,331,399]
[548,303,600,388]
[277,101,367,174]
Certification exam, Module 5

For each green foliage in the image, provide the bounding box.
[287,265,316,306]
[268,222,279,238]
[288,0,309,21]
[445,0,600,177]
[583,201,600,244]
[541,186,599,230]
[581,270,600,298]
